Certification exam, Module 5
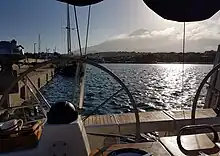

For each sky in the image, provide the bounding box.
[0,0,220,53]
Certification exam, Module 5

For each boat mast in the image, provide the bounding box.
[38,34,41,53]
[67,4,71,55]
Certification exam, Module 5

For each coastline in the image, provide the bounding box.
[97,62,214,64]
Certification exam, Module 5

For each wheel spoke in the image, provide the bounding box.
[205,81,220,93]
[83,88,123,121]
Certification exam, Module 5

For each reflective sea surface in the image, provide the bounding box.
[41,64,212,115]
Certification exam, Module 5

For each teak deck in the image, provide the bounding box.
[84,109,219,134]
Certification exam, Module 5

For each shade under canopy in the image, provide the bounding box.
[143,0,220,22]
[57,0,103,6]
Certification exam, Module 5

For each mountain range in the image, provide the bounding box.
[77,20,220,53]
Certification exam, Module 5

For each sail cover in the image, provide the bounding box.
[143,0,220,22]
[57,0,103,6]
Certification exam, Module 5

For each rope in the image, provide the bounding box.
[73,5,83,56]
[0,119,23,133]
[85,5,91,55]
[181,22,186,113]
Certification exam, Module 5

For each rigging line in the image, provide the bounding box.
[73,5,83,56]
[181,22,186,113]
[62,27,66,53]
[85,5,91,55]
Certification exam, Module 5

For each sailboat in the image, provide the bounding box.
[0,0,220,155]
[55,4,77,77]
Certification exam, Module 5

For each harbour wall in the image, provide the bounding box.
[3,60,55,108]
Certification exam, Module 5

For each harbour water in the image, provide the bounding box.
[41,64,212,115]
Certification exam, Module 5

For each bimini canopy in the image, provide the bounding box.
[143,0,220,22]
[57,0,103,6]
[57,0,220,22]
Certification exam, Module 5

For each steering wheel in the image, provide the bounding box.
[175,63,220,155]
[0,57,141,142]
[191,63,220,125]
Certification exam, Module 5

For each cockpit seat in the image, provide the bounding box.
[0,121,42,153]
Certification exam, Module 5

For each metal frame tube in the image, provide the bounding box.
[192,63,220,124]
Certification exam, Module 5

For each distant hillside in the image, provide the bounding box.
[86,51,216,64]
[74,28,220,53]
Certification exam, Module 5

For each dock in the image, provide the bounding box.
[1,59,55,108]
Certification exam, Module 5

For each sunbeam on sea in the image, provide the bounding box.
[40,64,212,115]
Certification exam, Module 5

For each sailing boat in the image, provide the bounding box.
[55,4,77,77]
[1,0,220,155]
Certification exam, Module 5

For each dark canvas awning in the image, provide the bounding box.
[57,0,220,22]
[57,0,103,6]
[143,0,220,22]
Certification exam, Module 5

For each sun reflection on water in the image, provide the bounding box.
[41,64,212,114]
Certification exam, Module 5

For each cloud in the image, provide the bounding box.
[129,29,150,37]
[86,17,220,52]
[151,27,176,37]
[109,34,128,40]
[184,19,220,41]
[110,27,176,41]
